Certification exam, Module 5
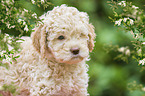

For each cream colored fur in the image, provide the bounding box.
[0,5,95,96]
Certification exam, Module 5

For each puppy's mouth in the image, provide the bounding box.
[71,55,83,61]
[57,55,84,64]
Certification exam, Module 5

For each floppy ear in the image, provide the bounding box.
[31,25,42,53]
[88,24,96,52]
[31,25,53,59]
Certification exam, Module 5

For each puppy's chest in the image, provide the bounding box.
[45,63,86,95]
[15,57,88,95]
[47,62,80,80]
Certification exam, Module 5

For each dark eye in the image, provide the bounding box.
[58,35,65,40]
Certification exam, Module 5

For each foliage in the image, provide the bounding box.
[0,84,17,95]
[127,81,144,92]
[0,33,21,68]
[31,0,52,8]
[0,0,52,67]
[108,0,145,65]
[108,0,145,94]
[104,43,131,63]
[0,0,51,95]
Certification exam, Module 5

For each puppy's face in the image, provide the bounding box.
[47,21,90,64]
[32,5,95,64]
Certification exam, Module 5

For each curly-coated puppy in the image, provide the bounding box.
[0,5,96,96]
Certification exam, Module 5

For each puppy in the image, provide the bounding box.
[0,4,96,96]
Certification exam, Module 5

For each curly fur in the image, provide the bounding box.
[0,5,95,96]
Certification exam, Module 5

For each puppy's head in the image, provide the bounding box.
[32,5,96,64]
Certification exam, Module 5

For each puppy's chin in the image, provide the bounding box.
[56,56,84,64]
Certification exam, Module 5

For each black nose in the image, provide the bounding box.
[71,48,80,55]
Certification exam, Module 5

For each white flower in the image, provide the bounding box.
[125,49,130,56]
[24,9,28,12]
[6,23,11,29]
[0,51,5,56]
[142,42,145,45]
[115,21,120,26]
[3,37,7,42]
[7,44,13,50]
[132,5,139,9]
[1,19,4,23]
[7,40,12,44]
[142,87,145,91]
[118,47,130,56]
[129,19,134,25]
[6,7,9,11]
[32,13,37,18]
[118,47,126,52]
[23,21,26,25]
[115,19,123,26]
[139,58,145,65]
[18,19,27,26]
[41,0,44,4]
[10,25,15,28]
[12,0,14,3]
[139,60,144,65]
[5,34,10,37]
[121,1,126,6]
[123,18,128,22]
[31,0,35,4]
[18,19,23,23]
[123,17,134,25]
[6,0,10,4]
[118,1,126,7]
[24,25,29,31]
[3,34,10,42]
[137,49,142,54]
[6,56,12,62]
[6,23,15,29]
[4,34,12,40]
[118,2,122,5]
